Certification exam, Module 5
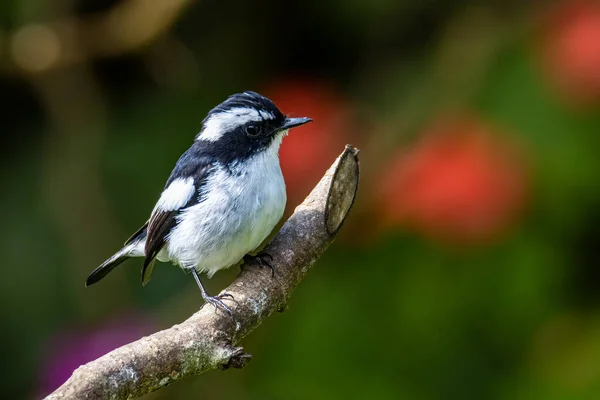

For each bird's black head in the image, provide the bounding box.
[195,91,311,163]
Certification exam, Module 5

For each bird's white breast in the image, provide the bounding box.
[163,149,286,277]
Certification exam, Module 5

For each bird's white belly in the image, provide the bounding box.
[161,155,286,277]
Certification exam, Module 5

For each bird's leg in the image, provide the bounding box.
[243,252,275,277]
[191,268,233,315]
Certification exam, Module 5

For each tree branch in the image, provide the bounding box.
[46,145,360,400]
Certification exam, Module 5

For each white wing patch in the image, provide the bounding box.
[154,177,195,212]
[197,107,275,142]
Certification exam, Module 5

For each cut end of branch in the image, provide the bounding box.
[326,145,360,236]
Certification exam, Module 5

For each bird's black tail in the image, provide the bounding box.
[86,222,148,287]
[85,246,133,286]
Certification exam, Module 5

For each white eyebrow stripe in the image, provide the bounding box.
[196,107,277,141]
[197,108,261,141]
[259,110,275,120]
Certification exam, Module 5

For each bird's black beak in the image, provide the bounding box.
[281,117,312,130]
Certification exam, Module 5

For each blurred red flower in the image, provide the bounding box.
[378,116,528,244]
[542,0,600,103]
[264,79,354,209]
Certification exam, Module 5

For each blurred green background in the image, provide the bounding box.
[2,0,600,398]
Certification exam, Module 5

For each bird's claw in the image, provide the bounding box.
[203,294,234,315]
[243,253,275,277]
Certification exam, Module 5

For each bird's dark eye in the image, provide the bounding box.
[245,124,260,137]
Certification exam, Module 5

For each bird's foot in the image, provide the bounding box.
[202,293,234,315]
[243,252,275,277]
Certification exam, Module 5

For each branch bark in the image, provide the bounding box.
[46,145,360,400]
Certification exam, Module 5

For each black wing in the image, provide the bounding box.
[141,150,213,283]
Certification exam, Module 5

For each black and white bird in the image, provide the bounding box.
[85,91,312,314]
